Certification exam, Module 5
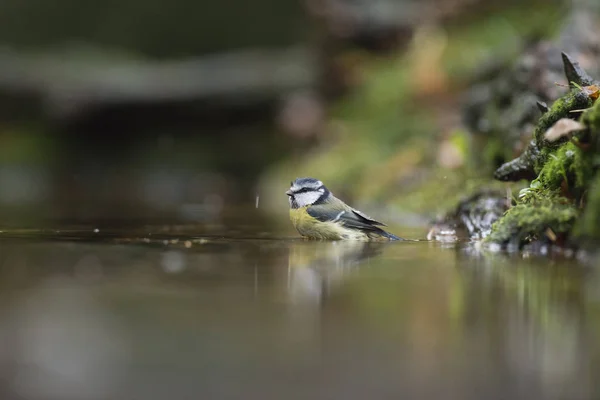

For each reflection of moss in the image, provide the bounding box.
[485,255,584,332]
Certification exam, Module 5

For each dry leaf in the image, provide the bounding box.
[544,118,585,142]
[584,84,600,101]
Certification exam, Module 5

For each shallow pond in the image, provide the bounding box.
[0,224,598,400]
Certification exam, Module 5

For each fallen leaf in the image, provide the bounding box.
[544,118,585,142]
[584,84,600,101]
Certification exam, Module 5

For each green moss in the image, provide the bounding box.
[535,141,593,197]
[573,174,600,241]
[486,194,578,244]
[488,104,595,246]
[494,85,596,180]
[582,97,600,131]
[572,101,600,242]
[487,93,598,246]
[534,89,592,143]
[488,135,592,246]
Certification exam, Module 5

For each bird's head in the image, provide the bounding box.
[286,177,330,208]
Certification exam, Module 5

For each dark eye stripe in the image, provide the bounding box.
[293,187,313,194]
[292,185,324,195]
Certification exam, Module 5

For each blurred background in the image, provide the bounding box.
[0,0,575,232]
[2,2,600,400]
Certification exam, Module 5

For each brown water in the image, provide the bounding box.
[0,226,597,400]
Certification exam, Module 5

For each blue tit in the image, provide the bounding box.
[286,177,402,241]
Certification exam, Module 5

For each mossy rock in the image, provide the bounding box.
[486,81,600,248]
[493,88,594,183]
[572,102,600,243]
[535,141,594,197]
[486,194,578,245]
[487,138,593,245]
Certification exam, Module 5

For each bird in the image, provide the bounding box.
[286,177,402,241]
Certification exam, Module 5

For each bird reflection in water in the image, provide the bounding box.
[277,240,388,356]
[286,240,386,305]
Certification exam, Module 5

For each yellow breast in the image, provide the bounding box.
[289,207,368,240]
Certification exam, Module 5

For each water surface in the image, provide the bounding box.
[0,228,597,400]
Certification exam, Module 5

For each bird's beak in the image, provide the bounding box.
[286,189,293,196]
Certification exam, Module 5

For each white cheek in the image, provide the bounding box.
[294,191,321,207]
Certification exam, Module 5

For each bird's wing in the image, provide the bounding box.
[349,208,386,226]
[307,203,386,231]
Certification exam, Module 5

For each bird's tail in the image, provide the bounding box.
[380,229,403,241]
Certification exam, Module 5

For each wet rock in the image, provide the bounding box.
[493,140,540,182]
[428,190,509,241]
